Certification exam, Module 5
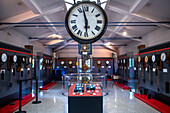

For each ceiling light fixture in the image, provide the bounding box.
[122,31,127,36]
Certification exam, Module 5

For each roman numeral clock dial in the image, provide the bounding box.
[65,1,108,44]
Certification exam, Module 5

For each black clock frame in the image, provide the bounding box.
[65,1,108,44]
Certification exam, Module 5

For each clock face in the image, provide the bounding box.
[13,55,17,63]
[29,57,32,63]
[152,55,156,62]
[106,61,109,64]
[69,61,73,65]
[97,61,101,64]
[161,53,166,62]
[1,53,7,62]
[61,61,64,65]
[123,59,125,64]
[138,56,141,63]
[65,1,108,44]
[22,57,25,62]
[145,56,148,63]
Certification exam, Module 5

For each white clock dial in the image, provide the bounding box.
[13,55,17,63]
[69,61,73,65]
[66,1,107,44]
[29,57,32,63]
[1,53,7,62]
[61,61,64,65]
[123,59,125,64]
[161,53,166,62]
[23,57,25,62]
[97,61,101,64]
[152,55,156,62]
[106,61,109,64]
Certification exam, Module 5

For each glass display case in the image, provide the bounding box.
[63,73,107,113]
[62,73,107,96]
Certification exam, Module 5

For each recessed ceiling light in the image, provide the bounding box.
[122,31,127,36]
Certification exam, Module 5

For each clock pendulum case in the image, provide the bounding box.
[65,1,108,44]
[1,53,7,80]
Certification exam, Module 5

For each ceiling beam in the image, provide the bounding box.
[0,1,64,29]
[108,0,151,38]
[107,0,170,28]
[53,40,74,52]
[0,11,40,29]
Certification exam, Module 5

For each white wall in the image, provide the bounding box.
[118,27,170,55]
[56,46,114,58]
[0,28,52,56]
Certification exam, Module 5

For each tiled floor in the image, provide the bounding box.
[14,81,160,113]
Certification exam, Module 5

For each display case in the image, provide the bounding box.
[62,73,107,113]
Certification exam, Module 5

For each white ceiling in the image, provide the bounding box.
[0,0,170,52]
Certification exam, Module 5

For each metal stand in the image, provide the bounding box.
[15,77,41,113]
[15,81,26,113]
[32,77,41,104]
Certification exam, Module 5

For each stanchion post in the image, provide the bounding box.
[32,76,41,104]
[15,80,26,113]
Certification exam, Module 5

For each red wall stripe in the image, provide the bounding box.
[43,56,52,59]
[0,48,35,56]
[93,59,113,61]
[136,47,170,56]
[57,59,77,61]
[118,56,127,59]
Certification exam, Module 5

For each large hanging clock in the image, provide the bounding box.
[65,1,108,44]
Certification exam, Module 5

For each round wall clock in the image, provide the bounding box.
[69,61,73,65]
[152,55,156,62]
[145,56,148,63]
[61,61,64,65]
[1,53,7,62]
[29,57,32,63]
[123,59,125,64]
[13,55,17,63]
[161,53,166,62]
[97,61,101,64]
[106,61,109,64]
[138,56,141,63]
[65,1,108,44]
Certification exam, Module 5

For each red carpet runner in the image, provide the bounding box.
[39,82,56,90]
[134,93,170,113]
[114,82,131,90]
[0,94,35,113]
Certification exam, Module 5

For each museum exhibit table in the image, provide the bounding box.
[62,73,107,113]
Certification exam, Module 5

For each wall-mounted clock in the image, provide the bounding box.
[29,57,32,63]
[145,56,148,63]
[1,53,7,63]
[161,53,166,62]
[123,59,125,64]
[22,57,25,62]
[65,1,108,44]
[97,61,101,65]
[61,61,64,65]
[152,55,156,62]
[138,56,141,63]
[106,61,109,64]
[69,61,73,65]
[13,55,17,63]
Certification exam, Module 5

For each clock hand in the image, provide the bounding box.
[82,5,88,32]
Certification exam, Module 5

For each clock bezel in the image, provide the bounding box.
[65,1,108,44]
